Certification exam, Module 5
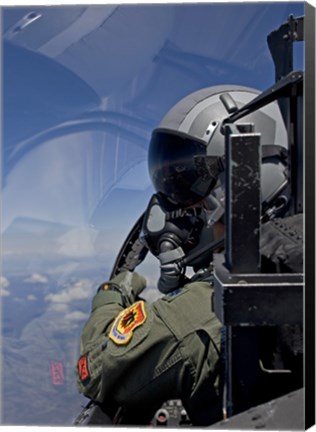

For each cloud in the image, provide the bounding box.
[44,279,95,332]
[27,294,37,301]
[65,311,89,322]
[46,262,79,276]
[57,227,98,258]
[24,273,48,284]
[45,279,95,305]
[48,303,69,313]
[0,276,10,289]
[0,287,10,297]
[42,306,89,332]
[0,276,10,297]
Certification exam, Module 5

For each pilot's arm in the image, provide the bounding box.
[76,271,222,426]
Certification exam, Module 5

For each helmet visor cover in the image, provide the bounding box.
[148,129,217,207]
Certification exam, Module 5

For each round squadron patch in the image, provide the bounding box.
[109,300,147,345]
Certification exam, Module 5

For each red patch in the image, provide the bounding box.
[50,361,64,386]
[78,354,90,384]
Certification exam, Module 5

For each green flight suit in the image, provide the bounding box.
[76,271,222,426]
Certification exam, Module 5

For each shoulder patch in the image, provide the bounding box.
[109,300,147,345]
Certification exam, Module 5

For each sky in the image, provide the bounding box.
[1,2,305,426]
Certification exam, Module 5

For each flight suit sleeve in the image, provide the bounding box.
[76,271,147,399]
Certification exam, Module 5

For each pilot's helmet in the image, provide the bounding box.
[148,85,288,214]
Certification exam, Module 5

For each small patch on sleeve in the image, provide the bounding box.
[109,300,147,345]
[163,286,189,302]
[77,354,90,386]
[168,288,182,297]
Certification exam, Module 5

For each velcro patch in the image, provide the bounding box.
[164,286,189,302]
[77,354,90,386]
[109,300,147,345]
[167,288,182,297]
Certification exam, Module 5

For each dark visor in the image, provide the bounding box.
[148,129,217,207]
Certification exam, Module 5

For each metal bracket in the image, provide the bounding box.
[213,253,303,326]
[267,15,304,82]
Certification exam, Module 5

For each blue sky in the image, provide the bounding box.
[1,2,304,425]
